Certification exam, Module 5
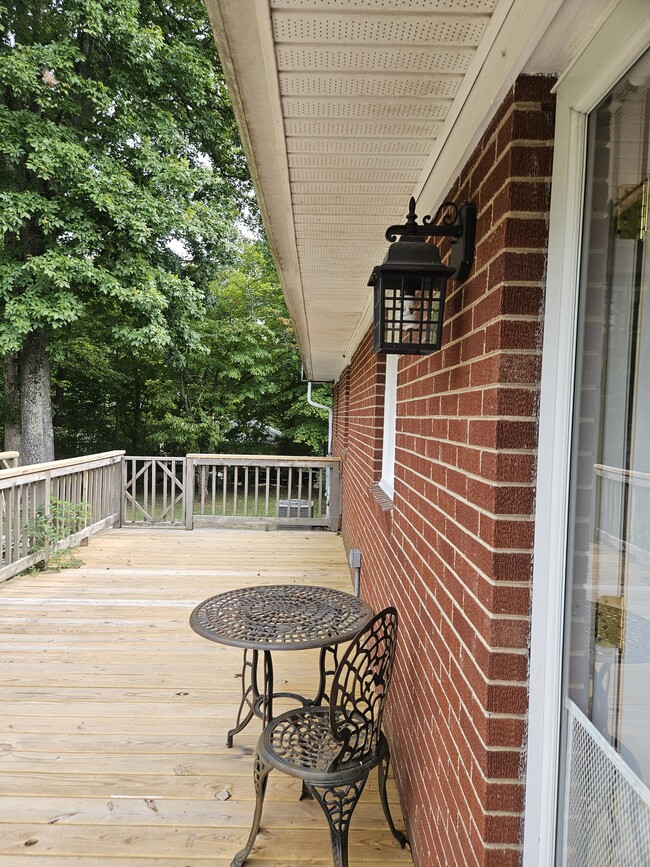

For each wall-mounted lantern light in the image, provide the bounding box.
[369,197,476,355]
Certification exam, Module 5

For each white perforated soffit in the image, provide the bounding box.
[211,0,511,380]
[263,0,503,380]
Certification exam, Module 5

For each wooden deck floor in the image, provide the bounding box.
[0,528,412,866]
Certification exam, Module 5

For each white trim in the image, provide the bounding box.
[379,354,398,501]
[523,3,650,864]
[416,0,563,213]
[552,0,650,108]
[522,92,586,867]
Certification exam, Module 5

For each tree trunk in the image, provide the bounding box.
[20,330,54,465]
[3,352,22,453]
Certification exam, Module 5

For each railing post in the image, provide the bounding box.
[116,458,124,527]
[328,461,342,532]
[184,457,194,530]
[43,469,51,514]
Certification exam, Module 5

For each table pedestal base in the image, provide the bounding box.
[227,644,341,747]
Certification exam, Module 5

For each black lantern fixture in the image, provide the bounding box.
[369,197,476,355]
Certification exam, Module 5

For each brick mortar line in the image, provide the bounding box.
[402,442,536,457]
[391,485,536,563]
[399,380,542,398]
[395,665,526,841]
[395,516,532,629]
[392,522,531,642]
[485,844,524,851]
[474,173,553,222]
[471,243,550,285]
[394,519,533,616]
[404,698,490,851]
[426,680,528,808]
[395,448,537,488]
[468,155,549,219]
[480,207,554,239]
[396,410,540,423]
[395,462,537,514]
[390,533,532,638]
[437,313,542,329]
[474,154,553,203]
[401,361,543,390]
[442,324,543,351]
[471,96,552,162]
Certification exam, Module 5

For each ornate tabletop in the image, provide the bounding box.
[190,584,373,651]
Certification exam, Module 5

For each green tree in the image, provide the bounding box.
[50,239,331,458]
[0,0,248,463]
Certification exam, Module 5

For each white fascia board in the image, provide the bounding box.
[553,0,650,110]
[415,0,563,211]
[414,0,564,214]
[204,0,314,380]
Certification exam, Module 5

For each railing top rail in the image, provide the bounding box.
[187,453,339,464]
[0,451,20,461]
[0,450,125,483]
[123,456,186,461]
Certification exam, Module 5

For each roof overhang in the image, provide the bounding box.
[205,0,618,381]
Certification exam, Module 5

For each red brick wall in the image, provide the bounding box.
[332,75,555,867]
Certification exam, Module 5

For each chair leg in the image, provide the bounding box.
[307,778,367,867]
[378,747,408,849]
[230,751,272,867]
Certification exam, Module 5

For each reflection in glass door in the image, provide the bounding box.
[562,49,650,865]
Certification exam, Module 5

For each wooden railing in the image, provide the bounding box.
[0,451,124,583]
[187,454,341,530]
[0,451,19,470]
[121,456,186,527]
[120,454,340,530]
[0,450,340,580]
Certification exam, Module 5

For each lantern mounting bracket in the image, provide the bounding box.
[384,197,476,282]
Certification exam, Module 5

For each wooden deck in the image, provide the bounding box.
[0,528,412,866]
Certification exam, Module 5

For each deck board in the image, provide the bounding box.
[0,528,412,866]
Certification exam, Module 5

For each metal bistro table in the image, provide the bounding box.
[189,584,373,746]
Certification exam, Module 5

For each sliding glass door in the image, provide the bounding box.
[561,48,650,865]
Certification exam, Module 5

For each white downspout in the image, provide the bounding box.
[306,382,333,456]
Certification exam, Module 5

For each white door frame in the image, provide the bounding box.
[523,2,650,864]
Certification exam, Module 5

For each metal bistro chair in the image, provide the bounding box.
[231,607,408,867]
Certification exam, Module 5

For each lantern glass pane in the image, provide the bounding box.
[382,274,404,346]
[374,264,448,354]
[386,275,445,349]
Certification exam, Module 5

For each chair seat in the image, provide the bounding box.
[264,706,341,772]
[261,705,384,784]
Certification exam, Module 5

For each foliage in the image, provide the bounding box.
[26,496,92,570]
[0,0,255,459]
[51,239,331,456]
[0,0,329,460]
